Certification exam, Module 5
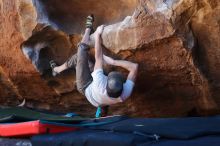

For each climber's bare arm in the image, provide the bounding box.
[94,25,105,70]
[103,55,138,82]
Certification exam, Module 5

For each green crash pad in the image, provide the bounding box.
[0,107,90,123]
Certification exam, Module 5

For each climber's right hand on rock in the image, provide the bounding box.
[95,25,105,36]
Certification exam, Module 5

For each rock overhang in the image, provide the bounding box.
[33,0,138,34]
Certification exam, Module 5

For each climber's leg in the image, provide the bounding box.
[76,15,94,94]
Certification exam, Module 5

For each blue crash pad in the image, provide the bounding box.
[32,115,220,146]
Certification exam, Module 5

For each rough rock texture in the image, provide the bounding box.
[191,0,220,104]
[0,66,20,105]
[0,0,58,108]
[91,0,195,52]
[0,0,220,117]
[18,0,38,39]
[33,0,137,34]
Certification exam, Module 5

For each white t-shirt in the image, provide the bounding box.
[85,69,134,107]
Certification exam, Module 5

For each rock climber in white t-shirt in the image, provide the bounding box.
[50,15,138,115]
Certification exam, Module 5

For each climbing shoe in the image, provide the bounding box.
[86,14,95,32]
[49,60,59,77]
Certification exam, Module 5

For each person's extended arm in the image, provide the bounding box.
[103,55,138,82]
[94,25,105,70]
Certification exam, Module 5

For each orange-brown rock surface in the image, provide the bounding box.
[0,0,58,108]
[0,0,220,117]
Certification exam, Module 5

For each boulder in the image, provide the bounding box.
[0,0,220,117]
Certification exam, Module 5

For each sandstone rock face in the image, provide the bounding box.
[0,0,220,117]
[33,0,137,34]
[191,0,220,103]
[0,0,58,107]
[0,67,20,105]
[18,0,38,39]
[91,0,197,52]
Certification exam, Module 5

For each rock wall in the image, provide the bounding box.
[0,0,220,117]
[191,0,220,103]
[0,0,58,108]
[33,0,137,34]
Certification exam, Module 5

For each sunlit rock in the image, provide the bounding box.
[18,0,37,39]
[90,0,196,52]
